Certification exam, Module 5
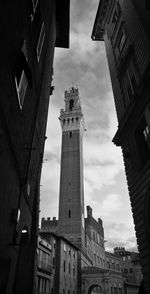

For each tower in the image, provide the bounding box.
[58,87,85,250]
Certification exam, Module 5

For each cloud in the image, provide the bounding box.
[104,222,137,252]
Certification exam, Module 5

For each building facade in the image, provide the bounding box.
[114,247,142,284]
[37,237,53,294]
[39,232,78,294]
[92,1,150,292]
[0,1,70,293]
[84,206,105,269]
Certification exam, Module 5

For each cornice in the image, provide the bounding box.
[91,0,110,41]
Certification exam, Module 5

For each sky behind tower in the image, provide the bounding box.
[40,0,137,252]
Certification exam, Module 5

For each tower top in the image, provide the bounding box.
[64,86,81,112]
[59,86,86,133]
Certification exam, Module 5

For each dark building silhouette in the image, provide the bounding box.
[92,0,150,293]
[0,1,70,293]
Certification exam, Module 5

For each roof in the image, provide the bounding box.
[40,231,79,251]
[55,0,70,48]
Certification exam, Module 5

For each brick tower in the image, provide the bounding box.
[58,87,86,250]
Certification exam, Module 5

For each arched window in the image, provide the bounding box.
[63,119,65,125]
[70,132,72,138]
[67,118,69,124]
[68,209,71,218]
[69,99,74,110]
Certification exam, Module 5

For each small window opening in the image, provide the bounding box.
[69,99,74,110]
[70,132,72,138]
[63,260,66,272]
[68,210,71,218]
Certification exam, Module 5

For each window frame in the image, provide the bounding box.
[121,56,140,107]
[118,29,126,53]
[36,22,45,62]
[135,116,150,166]
[14,41,32,110]
[15,70,28,109]
[31,0,39,21]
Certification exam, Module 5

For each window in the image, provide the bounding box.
[118,30,126,52]
[32,0,42,46]
[31,0,39,21]
[32,0,38,12]
[135,117,150,164]
[111,3,120,33]
[63,260,66,272]
[68,209,71,218]
[15,70,28,109]
[112,11,118,25]
[143,125,150,149]
[52,257,55,268]
[69,132,72,138]
[37,22,45,62]
[93,232,95,241]
[116,263,119,270]
[121,57,140,106]
[53,240,56,249]
[111,10,119,31]
[69,263,70,274]
[64,244,66,252]
[15,43,32,109]
[129,268,133,273]
[73,264,75,276]
[69,99,74,110]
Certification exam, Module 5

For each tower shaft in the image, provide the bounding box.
[58,87,85,250]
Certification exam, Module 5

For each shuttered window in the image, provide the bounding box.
[121,57,140,106]
[15,42,32,109]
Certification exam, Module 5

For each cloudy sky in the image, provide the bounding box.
[40,0,137,252]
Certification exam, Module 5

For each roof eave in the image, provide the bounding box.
[55,0,70,48]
